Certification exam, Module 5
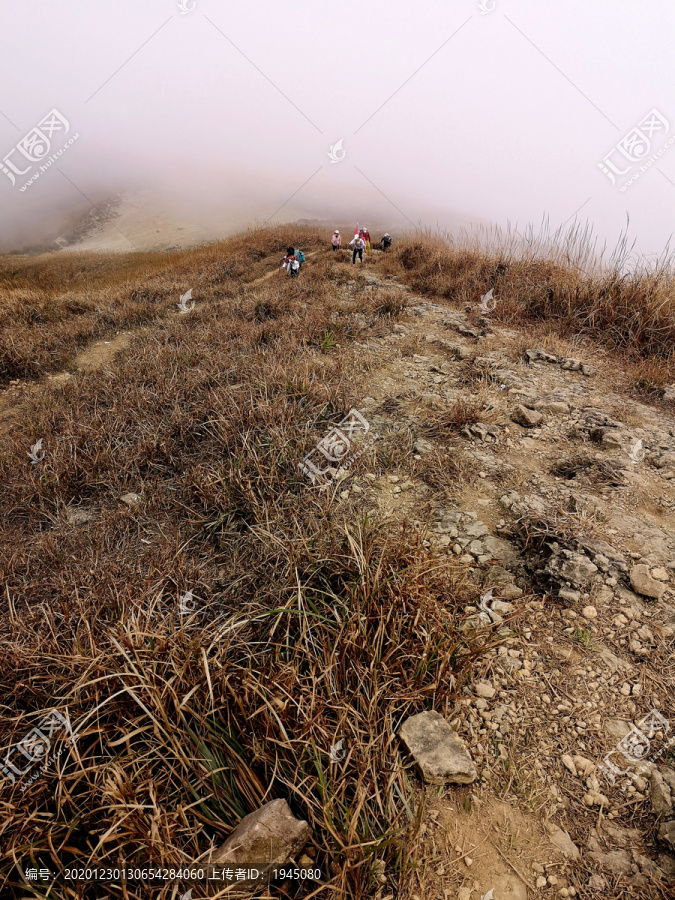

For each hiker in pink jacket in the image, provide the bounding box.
[331,230,341,251]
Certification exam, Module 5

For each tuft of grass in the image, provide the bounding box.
[375,294,406,318]
[320,330,337,351]
[572,626,593,646]
[422,399,484,436]
[550,454,625,487]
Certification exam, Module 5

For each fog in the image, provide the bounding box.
[1,0,674,258]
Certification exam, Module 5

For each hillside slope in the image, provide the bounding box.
[1,229,674,899]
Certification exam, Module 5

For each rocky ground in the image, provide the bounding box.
[321,268,675,899]
[2,253,674,899]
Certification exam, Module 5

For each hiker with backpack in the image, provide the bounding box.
[281,246,300,278]
[380,232,392,251]
[349,232,366,264]
[331,230,341,251]
[362,226,372,256]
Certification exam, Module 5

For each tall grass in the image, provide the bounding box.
[0,246,488,898]
[377,220,675,372]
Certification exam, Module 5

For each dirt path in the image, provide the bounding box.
[321,269,675,898]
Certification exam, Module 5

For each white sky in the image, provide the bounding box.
[1,0,674,257]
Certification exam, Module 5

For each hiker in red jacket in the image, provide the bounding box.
[362,226,371,256]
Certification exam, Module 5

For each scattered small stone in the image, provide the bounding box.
[582,605,597,619]
[511,405,544,428]
[547,824,580,859]
[66,508,95,526]
[535,399,570,415]
[121,492,142,506]
[492,600,514,615]
[475,682,496,699]
[583,790,609,807]
[650,769,673,818]
[630,564,666,600]
[559,555,598,586]
[658,819,675,849]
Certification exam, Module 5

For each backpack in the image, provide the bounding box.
[295,249,305,263]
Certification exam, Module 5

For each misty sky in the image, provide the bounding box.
[1,0,674,258]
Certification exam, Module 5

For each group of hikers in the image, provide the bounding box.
[281,226,393,277]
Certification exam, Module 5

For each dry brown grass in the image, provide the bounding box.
[2,223,674,898]
[375,232,675,387]
[0,225,325,384]
[422,399,484,436]
[0,236,487,899]
[550,453,625,487]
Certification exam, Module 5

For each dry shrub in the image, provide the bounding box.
[423,399,483,436]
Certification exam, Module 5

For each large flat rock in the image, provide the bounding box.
[399,710,477,784]
[209,799,310,875]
